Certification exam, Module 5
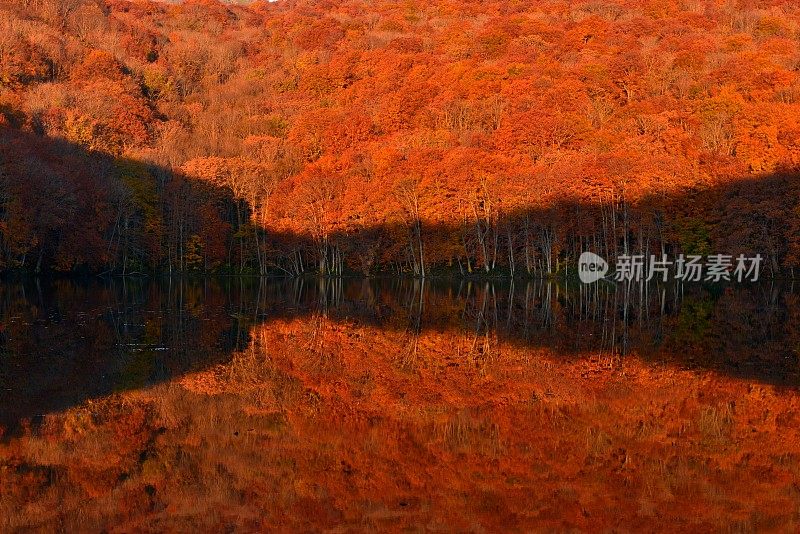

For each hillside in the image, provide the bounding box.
[2,0,800,275]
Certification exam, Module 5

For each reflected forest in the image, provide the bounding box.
[4,0,800,531]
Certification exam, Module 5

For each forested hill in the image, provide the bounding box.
[2,0,800,276]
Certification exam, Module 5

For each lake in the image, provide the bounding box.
[2,277,800,531]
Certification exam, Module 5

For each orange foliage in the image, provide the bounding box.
[1,0,800,275]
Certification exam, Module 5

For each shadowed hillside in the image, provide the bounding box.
[3,0,800,276]
[2,124,800,277]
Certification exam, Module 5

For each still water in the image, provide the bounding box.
[1,278,799,531]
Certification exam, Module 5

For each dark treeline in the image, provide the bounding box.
[2,126,799,278]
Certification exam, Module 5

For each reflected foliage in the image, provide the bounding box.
[2,278,799,434]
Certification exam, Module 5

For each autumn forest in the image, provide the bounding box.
[8,1,800,530]
[2,0,800,277]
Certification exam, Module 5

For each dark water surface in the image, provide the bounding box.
[2,278,800,530]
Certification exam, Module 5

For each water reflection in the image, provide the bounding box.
[1,278,800,530]
[1,278,798,433]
